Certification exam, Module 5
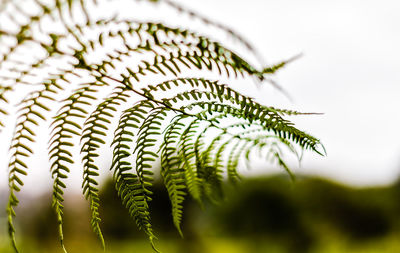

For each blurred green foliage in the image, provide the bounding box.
[2,175,400,253]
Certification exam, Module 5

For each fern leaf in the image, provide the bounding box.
[111,100,158,245]
[7,80,60,251]
[160,115,188,236]
[48,81,103,250]
[177,118,203,203]
[0,1,323,252]
[80,86,131,248]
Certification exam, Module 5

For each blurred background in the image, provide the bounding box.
[3,175,400,253]
[1,0,400,252]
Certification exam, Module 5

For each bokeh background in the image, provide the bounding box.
[3,176,400,253]
[1,0,400,252]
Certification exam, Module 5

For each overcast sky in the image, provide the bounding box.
[1,0,400,197]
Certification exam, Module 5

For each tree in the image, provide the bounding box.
[0,0,323,252]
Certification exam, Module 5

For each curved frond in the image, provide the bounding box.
[177,118,203,203]
[80,86,130,248]
[110,100,158,245]
[1,1,323,252]
[7,79,60,250]
[48,80,103,250]
[160,115,188,235]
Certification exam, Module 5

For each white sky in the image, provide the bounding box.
[1,0,400,198]
[189,0,400,186]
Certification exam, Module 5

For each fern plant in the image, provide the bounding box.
[0,0,324,252]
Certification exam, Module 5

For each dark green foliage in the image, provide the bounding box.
[0,0,323,252]
[211,176,396,249]
[13,176,400,253]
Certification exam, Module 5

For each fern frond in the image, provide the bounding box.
[133,107,166,198]
[192,101,320,152]
[7,79,60,251]
[160,115,188,236]
[140,78,320,153]
[48,81,102,250]
[111,100,155,176]
[177,118,203,204]
[76,21,268,82]
[226,139,247,184]
[80,86,131,247]
[127,106,170,244]
[152,0,263,63]
[110,100,158,245]
[1,1,323,252]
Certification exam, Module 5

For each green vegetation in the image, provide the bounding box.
[2,176,400,253]
[0,0,323,252]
